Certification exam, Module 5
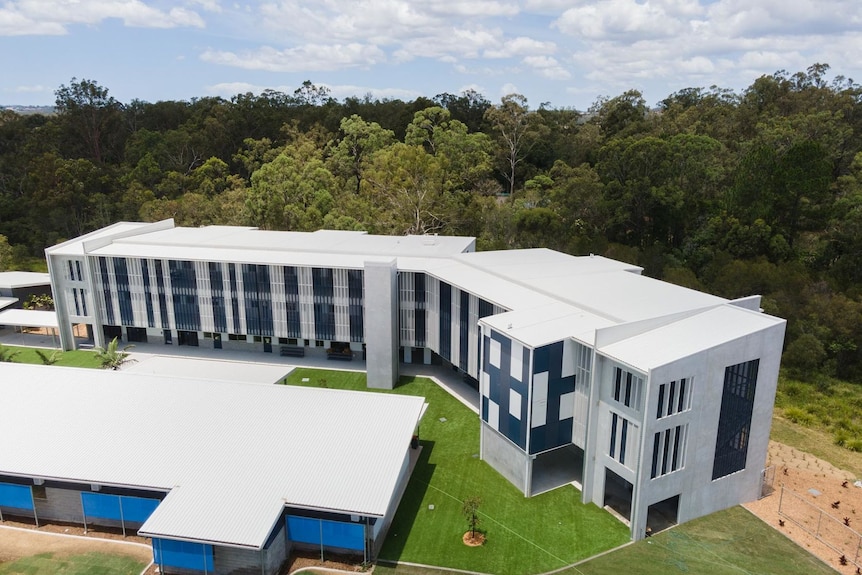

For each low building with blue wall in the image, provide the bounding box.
[0,363,425,574]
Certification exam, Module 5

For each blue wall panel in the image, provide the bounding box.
[153,538,214,572]
[529,341,576,454]
[287,516,364,551]
[0,483,32,510]
[121,496,161,523]
[482,330,528,451]
[81,492,122,520]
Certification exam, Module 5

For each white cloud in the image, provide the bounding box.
[484,36,556,59]
[0,0,206,36]
[12,84,47,93]
[553,0,686,41]
[523,55,570,79]
[499,82,519,98]
[201,43,386,72]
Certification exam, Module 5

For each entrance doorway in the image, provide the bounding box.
[603,468,633,522]
[213,333,222,349]
[178,331,199,347]
[647,494,679,534]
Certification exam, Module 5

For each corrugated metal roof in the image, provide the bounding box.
[0,364,425,549]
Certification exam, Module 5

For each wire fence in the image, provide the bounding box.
[777,485,862,568]
[760,465,775,499]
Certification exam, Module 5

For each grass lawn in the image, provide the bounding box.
[0,552,145,575]
[567,506,834,575]
[285,369,630,575]
[0,345,101,369]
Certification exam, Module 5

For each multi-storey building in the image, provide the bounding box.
[46,220,786,539]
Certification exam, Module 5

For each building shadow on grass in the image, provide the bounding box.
[378,438,436,562]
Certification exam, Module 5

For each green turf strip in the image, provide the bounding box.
[0,552,145,575]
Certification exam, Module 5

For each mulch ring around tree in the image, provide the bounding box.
[462,531,486,547]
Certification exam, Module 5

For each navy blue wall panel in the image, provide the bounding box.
[482,330,529,450]
[529,341,576,454]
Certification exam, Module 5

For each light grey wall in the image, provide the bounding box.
[480,423,529,494]
[364,260,399,389]
[629,319,786,540]
[34,487,84,523]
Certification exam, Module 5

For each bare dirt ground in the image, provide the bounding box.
[745,440,862,574]
[0,522,152,566]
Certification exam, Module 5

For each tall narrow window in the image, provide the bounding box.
[712,359,759,480]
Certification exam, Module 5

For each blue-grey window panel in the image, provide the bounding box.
[312,268,335,341]
[0,482,33,510]
[228,263,241,333]
[529,341,576,454]
[141,260,155,328]
[414,273,426,347]
[347,269,364,342]
[154,260,169,328]
[98,257,115,325]
[113,258,134,326]
[478,299,494,319]
[482,331,528,450]
[439,282,451,360]
[208,262,227,333]
[459,290,469,371]
[712,359,760,480]
[153,538,213,572]
[168,260,200,331]
[283,266,301,338]
[242,264,273,336]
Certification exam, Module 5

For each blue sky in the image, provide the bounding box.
[2,0,861,110]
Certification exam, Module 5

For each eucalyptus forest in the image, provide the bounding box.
[1,64,861,390]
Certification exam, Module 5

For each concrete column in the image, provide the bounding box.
[364,260,399,389]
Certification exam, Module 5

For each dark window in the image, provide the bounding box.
[242,264,273,336]
[228,264,241,333]
[154,260,169,328]
[347,269,364,342]
[312,268,335,341]
[439,282,451,360]
[98,257,115,325]
[142,260,155,328]
[414,273,426,347]
[712,359,760,480]
[459,290,469,371]
[169,260,201,331]
[113,258,134,326]
[284,266,301,338]
[208,262,227,333]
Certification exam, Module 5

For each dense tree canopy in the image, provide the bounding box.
[3,68,862,380]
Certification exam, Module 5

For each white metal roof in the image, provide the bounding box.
[124,355,291,385]
[0,309,58,329]
[598,305,786,370]
[0,271,51,289]
[0,297,17,311]
[0,364,426,549]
